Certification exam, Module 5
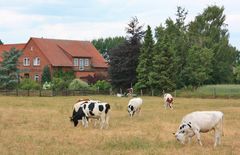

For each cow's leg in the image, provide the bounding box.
[94,118,99,128]
[214,130,221,147]
[100,115,106,129]
[105,114,110,129]
[83,117,88,128]
[193,129,202,146]
[137,107,141,116]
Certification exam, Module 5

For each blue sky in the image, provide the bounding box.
[0,0,239,50]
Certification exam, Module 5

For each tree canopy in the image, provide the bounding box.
[0,47,22,89]
[109,17,144,90]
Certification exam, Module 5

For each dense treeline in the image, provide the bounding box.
[95,5,240,93]
[92,37,125,61]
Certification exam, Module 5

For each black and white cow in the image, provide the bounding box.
[70,100,110,129]
[174,111,224,147]
[127,97,143,117]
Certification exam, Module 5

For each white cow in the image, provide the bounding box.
[127,97,143,117]
[174,111,224,147]
[163,93,173,109]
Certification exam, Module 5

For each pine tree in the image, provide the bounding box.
[0,48,22,89]
[0,40,3,45]
[41,65,51,83]
[149,26,175,93]
[136,25,154,90]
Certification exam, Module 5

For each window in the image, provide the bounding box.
[73,58,78,66]
[84,59,89,66]
[34,74,39,81]
[30,46,34,51]
[79,59,84,70]
[33,57,40,66]
[23,58,30,66]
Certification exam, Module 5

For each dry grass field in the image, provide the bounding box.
[0,95,240,155]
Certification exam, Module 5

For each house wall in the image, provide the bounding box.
[17,38,108,83]
[18,39,52,81]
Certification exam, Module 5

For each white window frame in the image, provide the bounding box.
[79,59,84,70]
[34,74,39,81]
[33,57,40,66]
[84,59,89,66]
[73,58,78,66]
[23,58,30,66]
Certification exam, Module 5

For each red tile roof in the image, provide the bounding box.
[0,43,25,62]
[31,37,108,68]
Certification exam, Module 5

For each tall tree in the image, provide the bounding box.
[136,25,154,90]
[173,7,189,88]
[41,65,51,83]
[0,40,3,45]
[182,46,213,88]
[0,48,22,89]
[109,17,144,90]
[149,25,175,92]
[188,5,237,84]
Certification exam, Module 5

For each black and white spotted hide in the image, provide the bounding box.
[70,100,111,129]
[70,101,88,127]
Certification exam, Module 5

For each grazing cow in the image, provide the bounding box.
[174,111,224,147]
[127,97,143,117]
[70,100,110,129]
[163,93,173,109]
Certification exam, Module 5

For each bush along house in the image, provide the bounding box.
[0,37,108,82]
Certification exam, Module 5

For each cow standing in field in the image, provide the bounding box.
[174,111,224,147]
[127,97,143,117]
[163,93,173,109]
[70,100,110,129]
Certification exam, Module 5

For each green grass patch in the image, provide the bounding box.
[177,84,240,98]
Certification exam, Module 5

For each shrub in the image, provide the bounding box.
[52,77,68,90]
[93,80,111,91]
[69,79,89,90]
[19,79,40,90]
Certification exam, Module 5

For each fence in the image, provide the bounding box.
[0,89,111,97]
[1,86,240,98]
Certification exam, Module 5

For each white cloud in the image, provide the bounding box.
[0,10,45,28]
[30,21,126,41]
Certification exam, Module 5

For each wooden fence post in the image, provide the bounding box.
[213,88,216,98]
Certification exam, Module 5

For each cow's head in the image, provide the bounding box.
[70,106,85,127]
[127,105,135,117]
[174,122,193,144]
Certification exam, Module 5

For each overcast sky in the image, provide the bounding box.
[0,0,239,49]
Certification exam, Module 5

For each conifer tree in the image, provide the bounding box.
[149,26,175,93]
[136,25,154,90]
[0,48,22,89]
[41,65,51,84]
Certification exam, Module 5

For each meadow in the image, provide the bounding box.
[0,95,239,155]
